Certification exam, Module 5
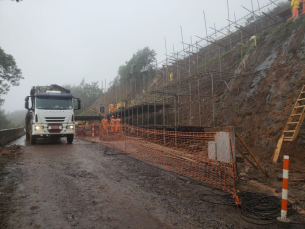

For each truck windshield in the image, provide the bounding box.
[36,97,73,110]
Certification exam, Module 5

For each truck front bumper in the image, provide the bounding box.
[32,124,75,136]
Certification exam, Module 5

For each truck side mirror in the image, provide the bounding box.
[25,96,29,109]
[100,106,104,113]
[77,99,81,110]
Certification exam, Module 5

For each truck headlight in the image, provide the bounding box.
[67,125,74,130]
[34,125,43,130]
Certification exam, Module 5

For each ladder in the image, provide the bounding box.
[272,85,305,163]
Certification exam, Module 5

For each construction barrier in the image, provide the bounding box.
[76,123,239,203]
[281,155,289,219]
[91,124,94,141]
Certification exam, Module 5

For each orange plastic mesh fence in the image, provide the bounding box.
[76,123,239,204]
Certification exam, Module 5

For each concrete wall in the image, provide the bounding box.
[0,127,25,146]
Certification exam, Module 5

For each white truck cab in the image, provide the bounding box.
[25,85,81,144]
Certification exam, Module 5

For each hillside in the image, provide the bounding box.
[92,15,305,162]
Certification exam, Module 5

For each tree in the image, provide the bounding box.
[0,47,23,96]
[117,47,156,83]
[0,47,23,130]
[0,100,12,130]
[64,79,102,115]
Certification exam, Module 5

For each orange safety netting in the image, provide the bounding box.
[76,123,240,204]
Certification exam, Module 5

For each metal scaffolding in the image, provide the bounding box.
[104,0,292,131]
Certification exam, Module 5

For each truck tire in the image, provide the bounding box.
[30,132,36,144]
[67,134,74,144]
[26,126,30,140]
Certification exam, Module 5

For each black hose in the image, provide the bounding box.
[199,191,304,225]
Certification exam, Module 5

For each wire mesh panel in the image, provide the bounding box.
[76,123,239,203]
[124,125,238,201]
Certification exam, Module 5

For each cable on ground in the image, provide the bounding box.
[199,191,305,225]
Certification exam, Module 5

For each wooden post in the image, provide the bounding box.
[163,95,165,126]
[198,80,201,126]
[196,41,199,74]
[177,52,180,126]
[124,105,126,124]
[147,104,149,126]
[189,81,192,126]
[236,132,268,177]
[236,146,258,170]
[154,92,156,126]
[272,134,284,163]
[174,95,177,127]
[205,53,207,72]
[188,44,191,78]
[163,70,166,146]
[219,49,222,80]
[142,104,143,127]
[211,73,215,127]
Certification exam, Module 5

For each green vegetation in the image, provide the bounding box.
[242,38,256,54]
[0,47,23,130]
[271,16,305,44]
[232,37,259,66]
[64,80,102,115]
[0,47,23,98]
[271,23,289,43]
[198,55,218,71]
[0,107,14,130]
[198,42,254,71]
[110,47,156,90]
[221,50,233,60]
[3,109,26,129]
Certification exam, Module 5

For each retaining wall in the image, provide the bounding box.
[0,127,25,146]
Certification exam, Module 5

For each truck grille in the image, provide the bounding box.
[45,117,65,123]
[48,129,62,133]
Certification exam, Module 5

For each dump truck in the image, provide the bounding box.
[24,84,81,144]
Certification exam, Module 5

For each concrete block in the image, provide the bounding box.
[276,217,291,228]
[215,132,236,163]
[208,141,216,160]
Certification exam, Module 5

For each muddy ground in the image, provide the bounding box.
[0,136,304,229]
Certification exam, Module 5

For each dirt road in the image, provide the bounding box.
[1,136,300,229]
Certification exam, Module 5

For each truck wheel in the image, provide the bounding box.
[30,132,36,144]
[67,134,74,144]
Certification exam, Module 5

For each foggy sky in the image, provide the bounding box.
[0,0,276,112]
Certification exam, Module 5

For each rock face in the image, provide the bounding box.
[197,17,305,160]
[98,16,305,162]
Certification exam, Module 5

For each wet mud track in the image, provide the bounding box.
[1,137,286,228]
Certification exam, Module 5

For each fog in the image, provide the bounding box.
[0,0,276,112]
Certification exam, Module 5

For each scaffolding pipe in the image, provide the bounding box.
[227,0,232,49]
[196,42,199,73]
[189,81,192,126]
[198,80,201,126]
[188,44,191,77]
[211,73,215,127]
